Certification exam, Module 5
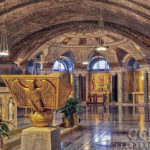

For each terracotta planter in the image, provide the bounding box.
[62,114,79,128]
[62,117,73,128]
[73,113,79,126]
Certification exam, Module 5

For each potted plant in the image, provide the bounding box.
[58,97,84,127]
[0,119,13,148]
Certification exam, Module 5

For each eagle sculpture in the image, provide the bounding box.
[11,79,56,113]
[1,74,72,126]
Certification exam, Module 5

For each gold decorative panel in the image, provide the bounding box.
[1,73,72,127]
[1,73,72,110]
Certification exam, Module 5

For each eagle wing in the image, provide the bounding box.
[11,79,28,107]
[39,80,56,108]
[26,90,44,113]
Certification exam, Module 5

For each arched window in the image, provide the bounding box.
[62,52,75,73]
[89,58,110,71]
[52,53,74,73]
[52,60,66,72]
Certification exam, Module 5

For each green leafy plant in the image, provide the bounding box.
[0,119,13,138]
[58,97,84,122]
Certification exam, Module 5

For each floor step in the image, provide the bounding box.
[2,124,79,150]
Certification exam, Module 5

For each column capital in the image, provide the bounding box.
[74,70,88,76]
[110,71,117,76]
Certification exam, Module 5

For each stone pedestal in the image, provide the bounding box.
[21,127,61,150]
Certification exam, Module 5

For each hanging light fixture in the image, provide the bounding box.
[0,25,9,56]
[96,39,107,51]
[96,3,108,51]
[0,1,9,56]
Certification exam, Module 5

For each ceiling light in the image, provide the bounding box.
[0,51,9,56]
[82,61,89,65]
[96,46,107,51]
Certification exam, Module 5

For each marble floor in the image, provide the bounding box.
[7,104,150,150]
[62,105,150,150]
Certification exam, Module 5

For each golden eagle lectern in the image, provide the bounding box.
[1,73,72,127]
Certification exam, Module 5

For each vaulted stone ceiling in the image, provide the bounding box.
[0,0,149,68]
[26,29,146,68]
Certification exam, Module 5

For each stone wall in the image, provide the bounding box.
[0,87,17,130]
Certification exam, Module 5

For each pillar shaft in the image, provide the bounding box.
[74,75,81,99]
[144,71,148,103]
[117,71,123,103]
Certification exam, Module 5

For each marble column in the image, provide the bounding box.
[111,74,115,102]
[74,70,88,101]
[117,71,123,103]
[144,71,148,103]
[111,72,118,102]
[133,71,136,92]
[122,71,128,103]
[86,73,89,103]
[148,71,150,104]
[74,74,81,99]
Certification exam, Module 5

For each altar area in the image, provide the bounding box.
[87,72,111,104]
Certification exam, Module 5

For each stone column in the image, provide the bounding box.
[74,74,80,99]
[144,71,148,103]
[111,71,118,102]
[86,73,89,103]
[133,71,136,92]
[122,71,128,103]
[74,70,88,100]
[148,71,150,104]
[117,71,123,103]
[111,73,115,102]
